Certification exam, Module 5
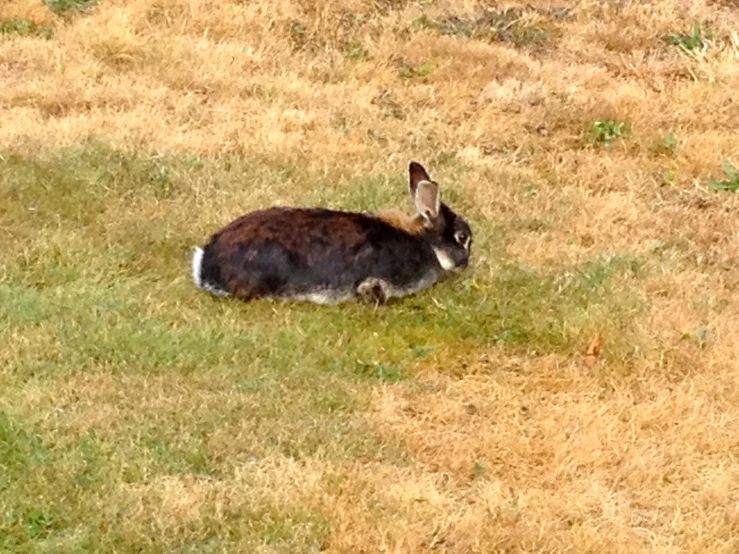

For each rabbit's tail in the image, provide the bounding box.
[192,247,230,296]
[192,247,206,288]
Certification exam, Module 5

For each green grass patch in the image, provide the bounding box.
[588,119,625,147]
[706,160,739,192]
[46,0,98,15]
[398,60,432,82]
[0,402,337,551]
[653,130,685,157]
[0,18,53,39]
[664,22,716,51]
[342,37,368,60]
[412,8,549,47]
[0,144,644,365]
[0,411,50,485]
[0,144,646,549]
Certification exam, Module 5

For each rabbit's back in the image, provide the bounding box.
[196,207,440,302]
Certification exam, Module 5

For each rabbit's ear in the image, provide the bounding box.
[414,180,440,224]
[408,162,431,197]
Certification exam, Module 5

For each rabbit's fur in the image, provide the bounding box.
[192,162,471,304]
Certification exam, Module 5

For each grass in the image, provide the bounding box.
[706,160,739,192]
[664,21,716,51]
[0,18,53,38]
[412,8,550,48]
[341,38,368,61]
[589,119,625,146]
[657,130,685,157]
[45,0,98,15]
[2,0,739,551]
[398,60,432,81]
[0,145,643,373]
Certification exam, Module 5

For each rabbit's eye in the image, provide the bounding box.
[455,231,470,249]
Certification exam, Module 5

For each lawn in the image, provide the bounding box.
[1,0,739,552]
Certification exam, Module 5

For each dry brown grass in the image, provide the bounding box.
[3,0,739,551]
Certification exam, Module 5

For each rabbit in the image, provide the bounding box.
[191,162,472,305]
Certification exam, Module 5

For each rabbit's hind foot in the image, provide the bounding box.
[356,278,390,306]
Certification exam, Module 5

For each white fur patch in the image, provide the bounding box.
[293,291,352,305]
[191,247,204,288]
[433,248,457,271]
[192,247,230,297]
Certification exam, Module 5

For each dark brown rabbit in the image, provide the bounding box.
[191,162,472,304]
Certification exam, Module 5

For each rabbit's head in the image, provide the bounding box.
[408,162,472,272]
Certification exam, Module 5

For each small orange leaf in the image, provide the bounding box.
[584,333,602,367]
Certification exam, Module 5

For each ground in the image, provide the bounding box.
[1,0,739,552]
